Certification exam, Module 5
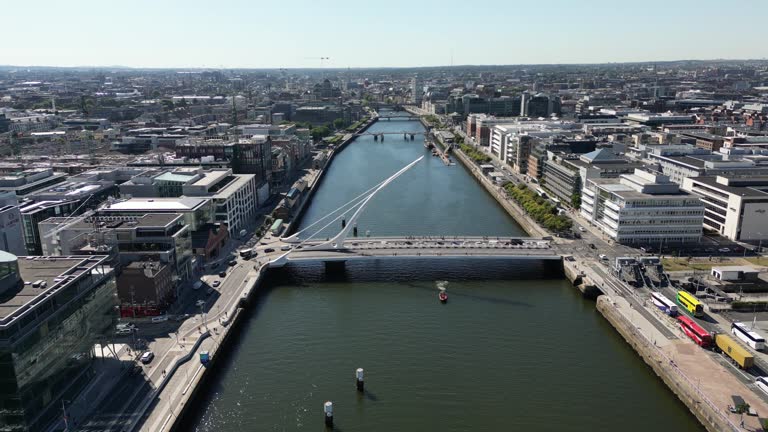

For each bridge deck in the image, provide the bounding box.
[270,236,561,265]
[284,248,561,262]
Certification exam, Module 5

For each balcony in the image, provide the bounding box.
[604,200,621,212]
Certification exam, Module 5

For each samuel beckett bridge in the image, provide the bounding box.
[262,157,562,268]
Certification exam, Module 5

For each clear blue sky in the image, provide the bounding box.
[4,0,767,68]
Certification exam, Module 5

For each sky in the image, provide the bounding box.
[3,0,767,69]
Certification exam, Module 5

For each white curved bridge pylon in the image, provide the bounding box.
[280,156,424,252]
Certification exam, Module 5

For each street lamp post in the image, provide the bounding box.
[61,399,71,431]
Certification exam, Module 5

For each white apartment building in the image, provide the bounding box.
[581,169,704,244]
[119,168,257,234]
[681,176,768,241]
[181,170,257,234]
[489,121,580,173]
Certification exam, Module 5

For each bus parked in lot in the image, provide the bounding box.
[714,334,754,369]
[677,315,711,347]
[651,292,678,316]
[732,322,766,351]
[676,290,704,317]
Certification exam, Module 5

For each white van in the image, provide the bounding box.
[599,254,608,260]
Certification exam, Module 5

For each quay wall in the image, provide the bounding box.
[563,259,602,299]
[170,267,271,431]
[596,296,738,432]
[449,146,547,238]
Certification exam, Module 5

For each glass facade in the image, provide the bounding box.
[0,270,116,431]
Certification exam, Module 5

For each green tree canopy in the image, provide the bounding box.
[311,126,331,140]
[333,118,347,130]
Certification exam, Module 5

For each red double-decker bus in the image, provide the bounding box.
[677,315,712,347]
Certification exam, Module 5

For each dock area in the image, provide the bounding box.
[430,138,452,165]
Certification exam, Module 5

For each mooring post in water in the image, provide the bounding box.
[353,224,358,237]
[356,368,364,392]
[341,218,346,228]
[324,401,333,427]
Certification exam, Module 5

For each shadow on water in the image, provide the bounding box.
[265,260,548,308]
[400,281,534,307]
[445,290,534,308]
[270,258,564,285]
[357,389,379,402]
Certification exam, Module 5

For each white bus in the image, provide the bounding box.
[732,322,766,350]
[651,292,678,316]
[756,377,768,396]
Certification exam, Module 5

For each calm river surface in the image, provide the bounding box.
[184,115,703,431]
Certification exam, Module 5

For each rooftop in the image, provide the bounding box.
[712,265,760,273]
[190,170,229,189]
[0,255,110,324]
[154,172,196,183]
[212,174,253,199]
[42,213,183,231]
[689,176,768,198]
[102,197,209,212]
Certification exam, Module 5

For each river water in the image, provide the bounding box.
[184,115,704,431]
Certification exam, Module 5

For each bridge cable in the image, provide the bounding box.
[284,174,395,240]
[295,199,366,247]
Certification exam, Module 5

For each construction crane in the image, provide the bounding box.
[305,57,330,68]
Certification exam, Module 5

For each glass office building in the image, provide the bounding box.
[0,255,116,431]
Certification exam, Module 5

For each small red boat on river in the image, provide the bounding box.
[438,291,448,303]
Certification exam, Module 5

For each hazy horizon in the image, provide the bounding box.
[1,57,766,72]
[5,0,768,69]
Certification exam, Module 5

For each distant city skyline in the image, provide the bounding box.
[5,0,768,69]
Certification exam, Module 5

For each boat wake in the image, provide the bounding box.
[436,280,449,291]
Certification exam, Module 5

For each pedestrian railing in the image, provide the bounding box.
[605,298,742,432]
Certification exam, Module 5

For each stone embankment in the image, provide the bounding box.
[596,296,741,432]
[562,259,602,299]
[449,147,549,237]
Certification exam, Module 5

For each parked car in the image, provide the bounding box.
[140,351,154,364]
[280,245,292,251]
[578,227,587,232]
[196,300,206,307]
[264,248,275,253]
[212,280,221,288]
[228,260,237,267]
[151,315,168,323]
[116,328,133,336]
[718,247,731,253]
[599,254,608,260]
[219,271,227,278]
